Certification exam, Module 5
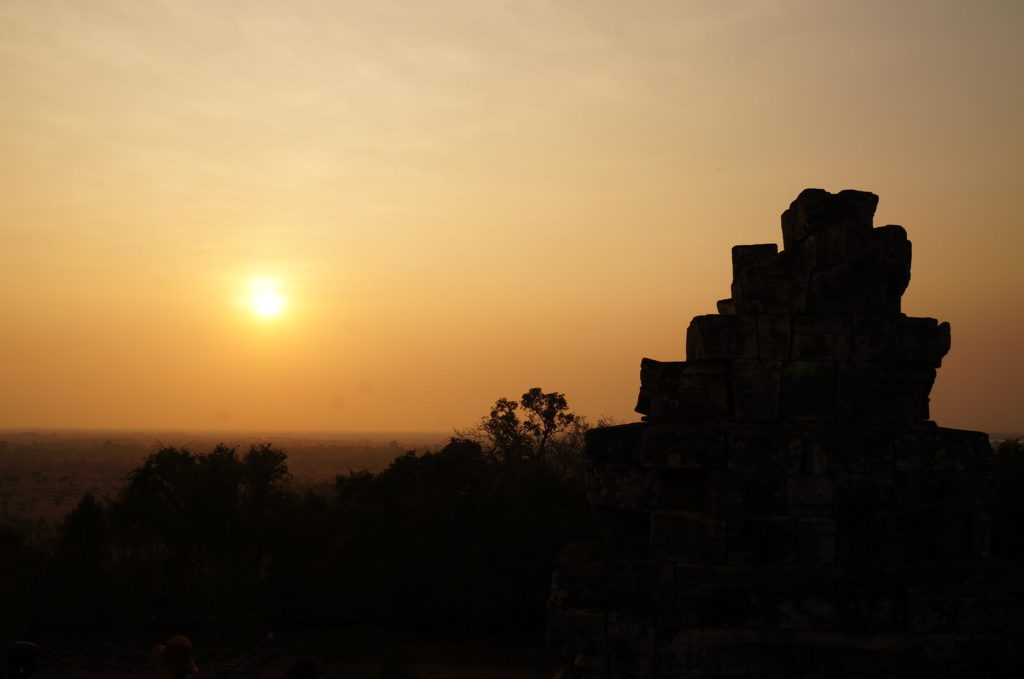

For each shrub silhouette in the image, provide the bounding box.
[330,435,592,632]
[459,388,593,476]
[0,393,596,634]
[20,409,1024,640]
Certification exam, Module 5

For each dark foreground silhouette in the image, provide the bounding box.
[549,189,1024,678]
[0,390,593,677]
[4,196,1024,675]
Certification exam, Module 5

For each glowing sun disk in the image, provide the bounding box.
[249,285,285,317]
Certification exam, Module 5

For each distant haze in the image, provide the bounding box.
[1,1,1021,434]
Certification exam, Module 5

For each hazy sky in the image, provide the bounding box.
[1,0,1021,433]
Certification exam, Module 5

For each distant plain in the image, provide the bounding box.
[0,429,449,522]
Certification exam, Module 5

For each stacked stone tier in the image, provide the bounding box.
[547,422,1013,678]
[548,189,1021,677]
[585,422,994,569]
[638,188,950,425]
[638,331,947,423]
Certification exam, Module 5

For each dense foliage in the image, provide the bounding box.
[0,390,594,637]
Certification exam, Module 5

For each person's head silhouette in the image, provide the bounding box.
[153,636,198,679]
[6,642,38,679]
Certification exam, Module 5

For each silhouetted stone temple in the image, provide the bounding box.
[548,189,1022,677]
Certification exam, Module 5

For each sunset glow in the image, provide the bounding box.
[249,282,285,318]
[0,1,1021,434]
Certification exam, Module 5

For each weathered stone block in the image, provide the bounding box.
[670,361,732,422]
[876,364,935,420]
[726,426,801,474]
[686,314,758,360]
[835,363,934,421]
[837,588,906,633]
[914,426,993,471]
[781,188,877,249]
[730,359,781,421]
[865,224,912,296]
[790,221,875,271]
[732,264,810,314]
[593,507,650,554]
[791,314,851,359]
[586,422,645,464]
[889,428,929,471]
[651,512,725,564]
[915,471,994,513]
[731,243,778,275]
[636,359,683,420]
[654,628,913,679]
[835,361,882,421]
[906,590,999,635]
[676,585,766,628]
[781,361,836,421]
[850,315,899,361]
[706,470,744,517]
[674,564,756,589]
[868,223,909,255]
[798,518,836,565]
[969,513,993,559]
[546,604,606,668]
[787,476,834,506]
[729,517,797,565]
[654,469,706,511]
[807,265,901,315]
[716,298,736,315]
[834,473,901,511]
[742,474,787,514]
[553,546,677,622]
[636,358,731,422]
[835,516,905,567]
[799,434,829,475]
[895,316,951,365]
[928,515,969,562]
[607,615,656,678]
[614,561,679,622]
[706,470,787,517]
[908,585,1024,636]
[764,590,839,630]
[757,314,791,360]
[640,423,727,469]
[588,463,655,511]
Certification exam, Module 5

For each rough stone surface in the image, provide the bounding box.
[548,189,1022,677]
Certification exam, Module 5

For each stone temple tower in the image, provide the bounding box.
[548,189,1020,677]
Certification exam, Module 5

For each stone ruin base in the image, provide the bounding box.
[548,421,1024,678]
[548,190,1024,677]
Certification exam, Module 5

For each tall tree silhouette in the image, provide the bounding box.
[464,387,587,468]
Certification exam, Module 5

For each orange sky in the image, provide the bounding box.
[1,1,1021,434]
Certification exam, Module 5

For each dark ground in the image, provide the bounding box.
[7,633,557,679]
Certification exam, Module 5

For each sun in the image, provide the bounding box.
[248,280,285,318]
[252,290,284,317]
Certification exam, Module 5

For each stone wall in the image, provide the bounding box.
[548,189,1023,678]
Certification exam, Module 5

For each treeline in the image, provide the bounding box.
[0,389,595,637]
[4,400,1021,639]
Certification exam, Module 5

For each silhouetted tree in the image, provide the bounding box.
[102,443,295,624]
[241,442,291,515]
[3,399,602,633]
[330,433,593,632]
[57,491,109,566]
[461,388,589,470]
[52,491,115,624]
